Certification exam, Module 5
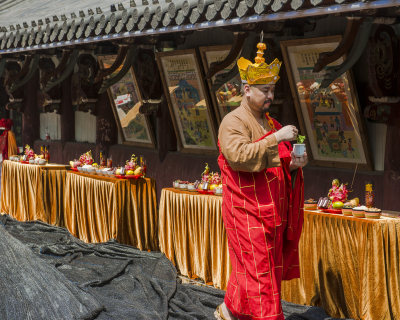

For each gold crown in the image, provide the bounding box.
[237,42,282,85]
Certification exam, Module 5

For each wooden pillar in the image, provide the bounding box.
[22,71,40,146]
[60,74,74,142]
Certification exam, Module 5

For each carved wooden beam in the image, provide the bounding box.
[5,55,32,87]
[211,31,258,92]
[313,17,363,73]
[9,54,40,93]
[44,49,79,92]
[72,53,100,113]
[320,18,373,88]
[4,60,22,108]
[38,57,61,112]
[98,45,137,94]
[94,44,128,83]
[205,32,246,79]
[40,50,72,90]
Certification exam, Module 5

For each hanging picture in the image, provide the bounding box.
[199,45,243,122]
[280,36,372,170]
[98,55,155,148]
[156,49,217,153]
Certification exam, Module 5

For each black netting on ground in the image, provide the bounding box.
[0,215,351,320]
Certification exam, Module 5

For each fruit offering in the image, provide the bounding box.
[198,163,222,192]
[70,160,82,168]
[114,154,145,178]
[328,179,349,203]
[344,198,359,207]
[124,154,145,176]
[24,145,35,160]
[79,151,94,165]
[332,201,344,209]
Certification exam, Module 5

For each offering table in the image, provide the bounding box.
[158,188,400,319]
[281,209,400,320]
[158,188,231,290]
[63,171,158,251]
[0,160,68,226]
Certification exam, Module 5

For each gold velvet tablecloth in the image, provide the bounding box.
[158,188,231,289]
[0,160,68,226]
[64,172,158,251]
[159,189,400,319]
[281,210,400,320]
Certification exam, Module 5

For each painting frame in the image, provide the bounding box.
[280,36,373,170]
[156,49,218,154]
[98,55,156,149]
[199,45,243,123]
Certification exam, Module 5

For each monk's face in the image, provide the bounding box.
[244,84,275,114]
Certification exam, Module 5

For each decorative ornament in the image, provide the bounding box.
[237,31,282,85]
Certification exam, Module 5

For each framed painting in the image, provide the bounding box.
[156,49,217,153]
[199,45,243,123]
[98,55,155,148]
[280,36,372,170]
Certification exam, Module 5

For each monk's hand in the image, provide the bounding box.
[290,151,308,171]
[274,125,298,143]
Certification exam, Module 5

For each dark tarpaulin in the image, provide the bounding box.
[0,215,351,320]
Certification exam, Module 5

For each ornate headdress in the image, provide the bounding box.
[237,34,282,85]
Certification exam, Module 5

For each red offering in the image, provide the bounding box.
[320,208,342,214]
[115,174,143,179]
[20,161,29,164]
[198,190,214,195]
[71,167,79,172]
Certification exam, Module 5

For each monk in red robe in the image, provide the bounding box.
[215,42,307,320]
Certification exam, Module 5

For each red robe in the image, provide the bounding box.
[218,119,304,320]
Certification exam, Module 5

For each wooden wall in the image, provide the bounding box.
[21,18,400,212]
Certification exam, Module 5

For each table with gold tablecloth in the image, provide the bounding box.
[159,188,400,319]
[0,160,68,226]
[64,171,158,251]
[158,188,231,289]
[281,210,400,320]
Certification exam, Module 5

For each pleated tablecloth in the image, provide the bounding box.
[64,172,158,251]
[0,160,68,226]
[281,210,400,320]
[159,189,400,319]
[158,188,231,290]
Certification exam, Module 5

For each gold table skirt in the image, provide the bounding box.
[0,160,68,226]
[159,188,400,319]
[281,210,400,320]
[64,172,158,251]
[159,188,231,289]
